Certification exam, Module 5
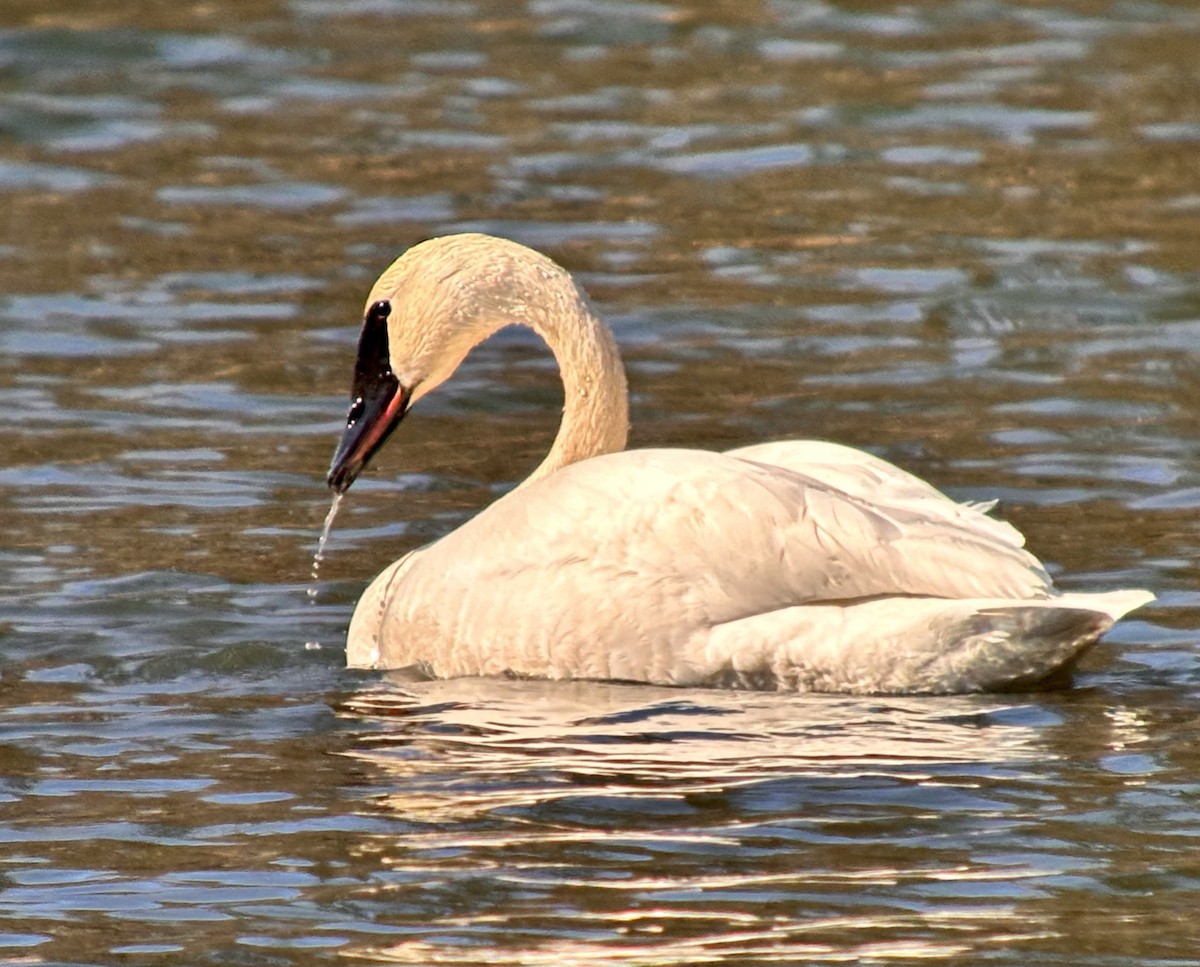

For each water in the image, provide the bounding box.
[1,1,1199,964]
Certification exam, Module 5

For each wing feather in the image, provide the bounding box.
[393,448,1050,636]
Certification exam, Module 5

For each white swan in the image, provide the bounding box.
[326,233,1152,694]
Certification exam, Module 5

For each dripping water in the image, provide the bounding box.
[305,491,344,649]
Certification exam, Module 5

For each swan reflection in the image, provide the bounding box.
[337,678,1085,965]
[341,676,1052,817]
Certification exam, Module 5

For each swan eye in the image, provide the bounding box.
[367,300,391,323]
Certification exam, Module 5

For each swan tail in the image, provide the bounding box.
[696,590,1154,695]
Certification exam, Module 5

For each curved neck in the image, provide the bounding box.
[520,290,629,487]
[375,234,631,490]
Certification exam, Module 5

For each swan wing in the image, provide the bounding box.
[508,447,1044,603]
[727,439,1028,550]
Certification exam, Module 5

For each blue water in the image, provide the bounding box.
[2,1,1199,963]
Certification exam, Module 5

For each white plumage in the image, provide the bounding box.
[326,233,1152,694]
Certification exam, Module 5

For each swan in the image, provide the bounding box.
[325,233,1152,694]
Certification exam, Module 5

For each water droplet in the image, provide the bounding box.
[306,491,345,649]
[310,491,344,587]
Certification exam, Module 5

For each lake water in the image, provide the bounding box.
[2,1,1199,963]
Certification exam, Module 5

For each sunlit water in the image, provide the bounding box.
[2,1,1200,964]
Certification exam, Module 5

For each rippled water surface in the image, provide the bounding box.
[2,1,1200,963]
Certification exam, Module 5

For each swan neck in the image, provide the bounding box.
[522,291,629,487]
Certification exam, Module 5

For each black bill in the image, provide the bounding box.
[327,300,411,493]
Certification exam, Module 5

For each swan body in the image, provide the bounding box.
[326,233,1152,694]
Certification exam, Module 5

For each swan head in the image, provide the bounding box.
[327,233,587,492]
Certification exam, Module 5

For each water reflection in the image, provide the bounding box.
[345,679,1052,807]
